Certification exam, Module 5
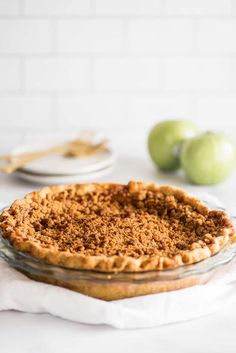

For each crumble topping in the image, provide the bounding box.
[0,184,233,259]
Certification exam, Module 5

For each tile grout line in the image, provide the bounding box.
[1,15,236,20]
[89,55,96,93]
[192,18,199,54]
[50,93,59,129]
[19,56,26,93]
[51,18,58,54]
[0,53,235,58]
[121,18,129,55]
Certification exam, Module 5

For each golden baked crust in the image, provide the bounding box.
[0,181,235,272]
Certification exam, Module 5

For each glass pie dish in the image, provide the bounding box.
[0,202,236,301]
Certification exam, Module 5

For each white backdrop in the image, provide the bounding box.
[0,0,236,143]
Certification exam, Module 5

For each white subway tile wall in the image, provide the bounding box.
[25,57,91,91]
[0,0,235,136]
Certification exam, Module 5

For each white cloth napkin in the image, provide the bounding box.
[1,194,236,329]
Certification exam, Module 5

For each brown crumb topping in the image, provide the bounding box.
[0,184,233,259]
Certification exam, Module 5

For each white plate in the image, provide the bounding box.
[15,165,114,185]
[12,142,115,176]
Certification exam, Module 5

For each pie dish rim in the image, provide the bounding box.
[1,217,236,301]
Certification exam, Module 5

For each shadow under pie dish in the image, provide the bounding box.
[0,181,236,301]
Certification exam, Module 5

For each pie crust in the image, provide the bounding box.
[0,181,235,274]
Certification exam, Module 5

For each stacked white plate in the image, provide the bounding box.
[11,142,116,185]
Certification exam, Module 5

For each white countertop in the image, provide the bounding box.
[1,141,236,353]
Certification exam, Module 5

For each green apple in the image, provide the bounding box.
[181,132,236,185]
[148,120,198,171]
